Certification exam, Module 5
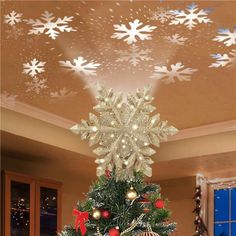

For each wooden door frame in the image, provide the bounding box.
[3,170,62,236]
[3,170,36,236]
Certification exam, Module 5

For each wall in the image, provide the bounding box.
[159,177,196,236]
[1,155,195,235]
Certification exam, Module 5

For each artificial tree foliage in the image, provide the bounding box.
[59,171,176,236]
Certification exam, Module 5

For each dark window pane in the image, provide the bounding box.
[40,187,57,236]
[214,223,229,236]
[214,189,229,222]
[231,188,236,220]
[11,181,30,236]
[232,223,236,235]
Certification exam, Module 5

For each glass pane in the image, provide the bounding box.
[11,181,30,236]
[231,188,236,220]
[40,187,57,236]
[231,223,236,235]
[214,189,229,222]
[214,223,229,236]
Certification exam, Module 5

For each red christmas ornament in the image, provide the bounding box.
[101,209,111,219]
[155,199,165,209]
[109,227,120,236]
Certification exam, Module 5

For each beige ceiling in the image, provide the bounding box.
[1,0,236,130]
[2,131,236,181]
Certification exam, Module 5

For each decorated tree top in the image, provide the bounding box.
[71,85,178,180]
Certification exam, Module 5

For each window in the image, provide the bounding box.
[213,188,236,236]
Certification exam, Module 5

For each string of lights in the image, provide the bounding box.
[193,186,208,236]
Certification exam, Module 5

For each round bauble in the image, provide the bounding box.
[101,209,111,219]
[108,227,120,236]
[126,186,138,200]
[154,199,165,209]
[92,208,101,220]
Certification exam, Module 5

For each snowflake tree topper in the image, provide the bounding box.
[24,11,76,40]
[111,19,157,44]
[71,85,178,180]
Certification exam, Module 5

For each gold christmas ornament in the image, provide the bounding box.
[92,208,101,220]
[126,186,138,200]
[71,85,178,180]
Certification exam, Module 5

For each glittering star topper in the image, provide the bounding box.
[71,85,178,180]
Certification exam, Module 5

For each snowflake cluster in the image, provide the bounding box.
[209,50,236,68]
[111,19,157,44]
[24,77,48,94]
[23,58,46,77]
[150,62,198,84]
[169,3,212,30]
[59,56,101,76]
[115,45,152,66]
[149,7,174,23]
[165,34,188,45]
[4,11,22,26]
[5,26,24,40]
[24,11,76,40]
[50,88,78,101]
[213,27,236,47]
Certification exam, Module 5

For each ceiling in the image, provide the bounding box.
[2,131,236,181]
[1,0,236,130]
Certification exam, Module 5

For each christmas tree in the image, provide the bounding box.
[59,85,178,236]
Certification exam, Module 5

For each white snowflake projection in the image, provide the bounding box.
[150,62,198,84]
[111,19,157,44]
[115,45,152,66]
[212,28,236,47]
[71,85,178,180]
[22,58,46,78]
[209,50,236,68]
[24,11,76,40]
[59,57,101,77]
[169,3,212,30]
[0,91,18,108]
[4,11,22,26]
[24,77,48,94]
[83,76,108,90]
[149,7,174,23]
[5,26,24,40]
[165,33,188,45]
[50,87,78,101]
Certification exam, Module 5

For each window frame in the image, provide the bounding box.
[208,182,236,236]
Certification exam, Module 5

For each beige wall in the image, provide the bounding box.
[158,177,196,236]
[1,155,195,235]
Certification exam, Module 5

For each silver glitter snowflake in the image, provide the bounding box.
[71,85,178,180]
